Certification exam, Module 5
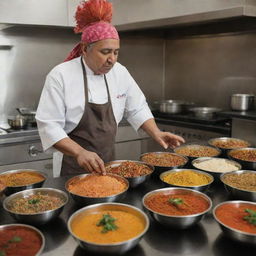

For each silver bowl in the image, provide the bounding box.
[191,157,242,180]
[208,137,251,156]
[0,183,6,202]
[140,152,188,175]
[142,187,212,229]
[3,188,68,225]
[0,169,47,196]
[105,160,154,188]
[160,168,214,192]
[0,223,45,255]
[213,200,256,244]
[220,170,256,201]
[65,173,129,206]
[174,144,221,161]
[67,202,149,254]
[228,147,256,170]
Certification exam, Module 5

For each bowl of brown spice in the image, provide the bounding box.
[0,169,47,196]
[65,173,129,206]
[220,170,256,201]
[105,160,154,188]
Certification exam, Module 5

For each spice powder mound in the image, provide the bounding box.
[68,175,127,197]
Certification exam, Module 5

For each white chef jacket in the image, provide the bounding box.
[36,57,153,154]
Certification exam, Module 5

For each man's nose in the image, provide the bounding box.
[107,53,116,63]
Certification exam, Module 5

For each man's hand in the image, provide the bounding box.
[153,131,185,149]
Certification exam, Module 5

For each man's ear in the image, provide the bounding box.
[81,43,87,55]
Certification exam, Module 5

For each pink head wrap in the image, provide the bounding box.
[64,0,119,62]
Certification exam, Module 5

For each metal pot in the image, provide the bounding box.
[154,100,194,114]
[189,107,222,119]
[230,94,255,111]
[16,107,37,126]
[8,115,27,129]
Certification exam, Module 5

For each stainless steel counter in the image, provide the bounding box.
[0,176,253,256]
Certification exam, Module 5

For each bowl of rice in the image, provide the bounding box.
[191,157,241,180]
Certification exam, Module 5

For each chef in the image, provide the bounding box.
[36,0,185,176]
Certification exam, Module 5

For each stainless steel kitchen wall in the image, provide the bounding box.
[0,26,78,126]
[164,30,256,109]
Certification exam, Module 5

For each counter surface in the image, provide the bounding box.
[0,176,253,256]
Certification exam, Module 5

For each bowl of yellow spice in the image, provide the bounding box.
[67,202,149,254]
[160,169,214,192]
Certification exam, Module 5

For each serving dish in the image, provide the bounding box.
[105,160,154,188]
[3,188,68,225]
[67,202,149,254]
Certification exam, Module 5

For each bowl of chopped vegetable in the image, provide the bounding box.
[0,223,45,256]
[105,160,154,188]
[142,187,212,229]
[3,188,68,225]
[0,169,47,196]
[213,200,256,244]
[67,202,149,254]
[65,173,129,206]
[220,170,256,201]
[160,168,214,192]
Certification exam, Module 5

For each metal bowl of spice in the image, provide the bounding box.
[191,157,241,180]
[140,152,188,175]
[0,223,45,255]
[3,188,68,225]
[0,169,47,196]
[213,200,256,244]
[160,168,214,192]
[0,181,6,202]
[228,148,256,170]
[142,187,212,229]
[65,173,129,206]
[105,160,154,188]
[220,170,256,201]
[68,202,149,254]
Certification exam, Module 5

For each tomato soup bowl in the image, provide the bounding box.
[105,160,154,188]
[220,170,256,201]
[3,188,68,225]
[142,187,212,229]
[213,201,256,244]
[67,202,149,254]
[140,152,189,175]
[65,173,129,206]
[0,169,47,196]
[0,223,45,256]
[160,168,214,192]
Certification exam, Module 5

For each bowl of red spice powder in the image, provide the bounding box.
[0,223,45,256]
[65,173,129,206]
[213,200,256,244]
[142,187,212,229]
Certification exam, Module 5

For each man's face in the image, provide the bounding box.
[83,39,120,75]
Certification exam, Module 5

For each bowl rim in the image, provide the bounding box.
[213,200,256,237]
[139,151,189,168]
[104,160,154,178]
[173,144,222,158]
[0,223,45,255]
[191,157,242,174]
[142,187,212,218]
[67,202,150,246]
[220,170,256,193]
[159,168,214,188]
[3,187,69,216]
[228,147,256,163]
[208,137,251,149]
[0,169,47,188]
[65,173,129,199]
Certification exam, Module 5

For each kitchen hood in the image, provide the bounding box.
[111,0,256,31]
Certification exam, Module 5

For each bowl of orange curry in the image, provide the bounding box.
[213,200,256,244]
[67,202,149,254]
[0,169,47,196]
[142,187,212,229]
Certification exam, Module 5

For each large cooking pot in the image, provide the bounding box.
[153,100,195,114]
[8,115,27,129]
[16,107,37,126]
[230,94,255,111]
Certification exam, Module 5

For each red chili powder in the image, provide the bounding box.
[0,226,42,256]
[216,203,256,234]
[145,192,210,216]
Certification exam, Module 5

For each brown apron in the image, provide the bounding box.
[60,57,117,176]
